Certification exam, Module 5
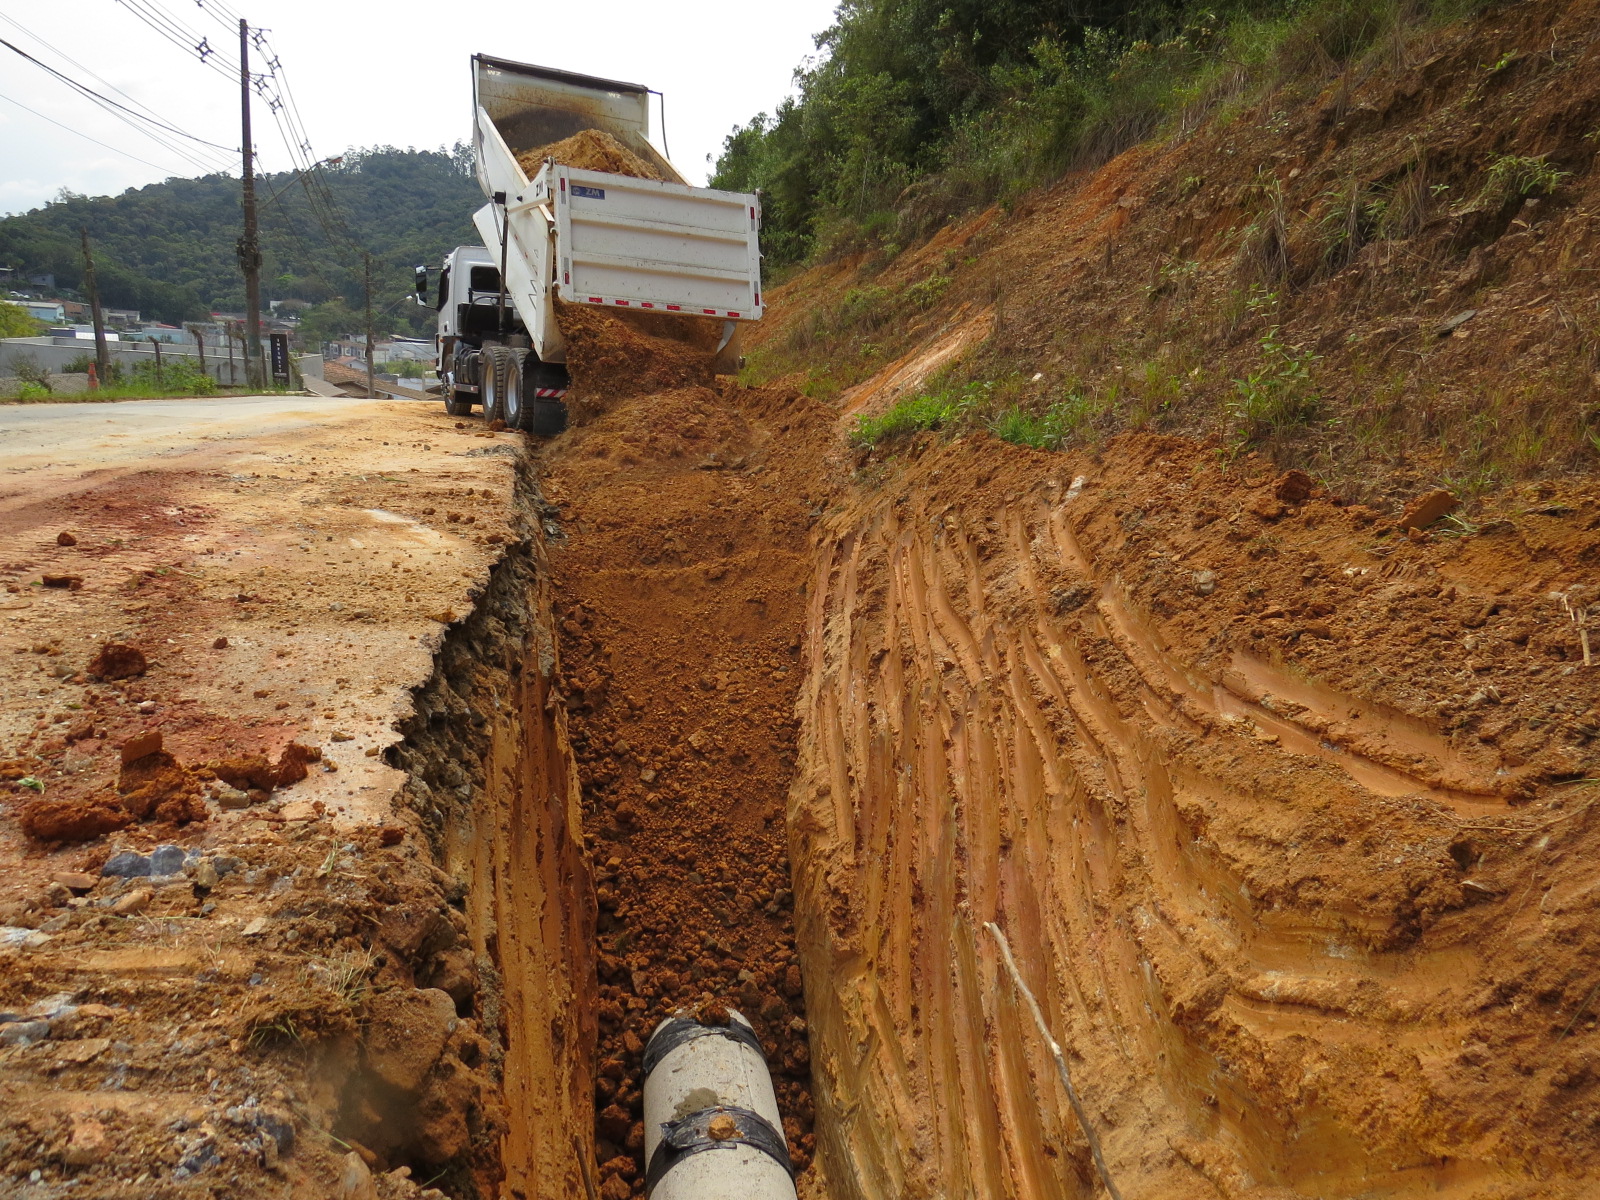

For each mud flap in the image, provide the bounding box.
[712,320,744,376]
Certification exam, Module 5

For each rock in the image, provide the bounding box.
[42,575,83,589]
[56,531,78,547]
[340,1151,380,1200]
[242,917,269,936]
[148,844,185,875]
[88,643,147,680]
[597,1103,632,1143]
[63,1116,107,1166]
[214,785,252,809]
[191,860,220,891]
[19,796,132,843]
[111,889,151,915]
[1249,495,1287,522]
[279,799,322,822]
[120,730,164,765]
[0,1020,50,1046]
[600,1176,631,1200]
[708,1112,739,1140]
[137,700,157,715]
[50,872,98,893]
[213,637,229,650]
[1302,622,1334,639]
[1397,489,1460,532]
[1436,309,1477,337]
[55,1037,110,1064]
[1272,470,1314,504]
[102,851,151,878]
[1192,570,1218,597]
[363,987,457,1094]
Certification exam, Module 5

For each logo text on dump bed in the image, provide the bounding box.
[572,185,606,199]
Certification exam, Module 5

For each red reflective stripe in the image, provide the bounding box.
[641,302,655,308]
[702,308,716,314]
[727,311,740,318]
[564,272,570,284]
[614,299,629,305]
[560,177,566,191]
[666,304,681,311]
[588,297,602,303]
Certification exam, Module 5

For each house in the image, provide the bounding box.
[138,324,192,344]
[21,300,64,323]
[104,308,141,328]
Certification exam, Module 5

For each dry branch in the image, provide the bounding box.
[987,921,1125,1200]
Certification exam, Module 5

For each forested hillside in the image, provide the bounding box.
[712,0,1492,266]
[0,145,480,332]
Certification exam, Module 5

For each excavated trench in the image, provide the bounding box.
[389,373,827,1200]
[387,361,1600,1200]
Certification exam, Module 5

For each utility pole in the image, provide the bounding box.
[364,252,375,399]
[237,17,264,390]
[79,228,111,384]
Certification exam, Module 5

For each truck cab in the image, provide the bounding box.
[419,244,570,434]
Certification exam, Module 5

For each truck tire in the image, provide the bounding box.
[481,345,517,425]
[444,390,473,416]
[500,349,529,430]
[527,399,568,436]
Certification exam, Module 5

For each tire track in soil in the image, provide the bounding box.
[538,376,829,1199]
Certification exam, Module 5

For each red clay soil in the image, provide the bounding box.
[539,368,831,1195]
[783,425,1600,1199]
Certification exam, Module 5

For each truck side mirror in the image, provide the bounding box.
[414,266,429,305]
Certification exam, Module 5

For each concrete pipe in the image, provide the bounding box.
[641,1009,797,1200]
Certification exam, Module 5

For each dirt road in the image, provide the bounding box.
[0,394,532,1197]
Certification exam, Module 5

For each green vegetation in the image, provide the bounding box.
[379,359,430,379]
[1482,153,1570,205]
[1228,325,1321,441]
[713,0,1495,267]
[0,146,478,332]
[0,300,42,338]
[849,381,985,446]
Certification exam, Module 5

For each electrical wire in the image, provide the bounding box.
[0,88,184,175]
[0,11,234,173]
[0,36,235,155]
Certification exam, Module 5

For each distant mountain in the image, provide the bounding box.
[0,145,482,331]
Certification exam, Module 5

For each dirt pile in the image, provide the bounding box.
[555,302,717,416]
[538,377,830,1194]
[516,129,665,182]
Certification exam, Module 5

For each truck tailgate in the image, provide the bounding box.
[552,166,762,320]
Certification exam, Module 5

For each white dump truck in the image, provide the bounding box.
[416,56,765,433]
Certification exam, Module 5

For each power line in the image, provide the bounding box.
[0,88,183,176]
[0,36,236,155]
[0,11,232,172]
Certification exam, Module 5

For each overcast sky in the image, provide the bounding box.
[0,0,837,216]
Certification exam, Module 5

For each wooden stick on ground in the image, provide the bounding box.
[987,921,1125,1200]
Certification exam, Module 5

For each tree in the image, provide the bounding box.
[0,300,42,338]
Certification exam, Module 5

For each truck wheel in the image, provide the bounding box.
[444,390,473,416]
[500,350,529,429]
[481,345,513,424]
[527,399,568,436]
